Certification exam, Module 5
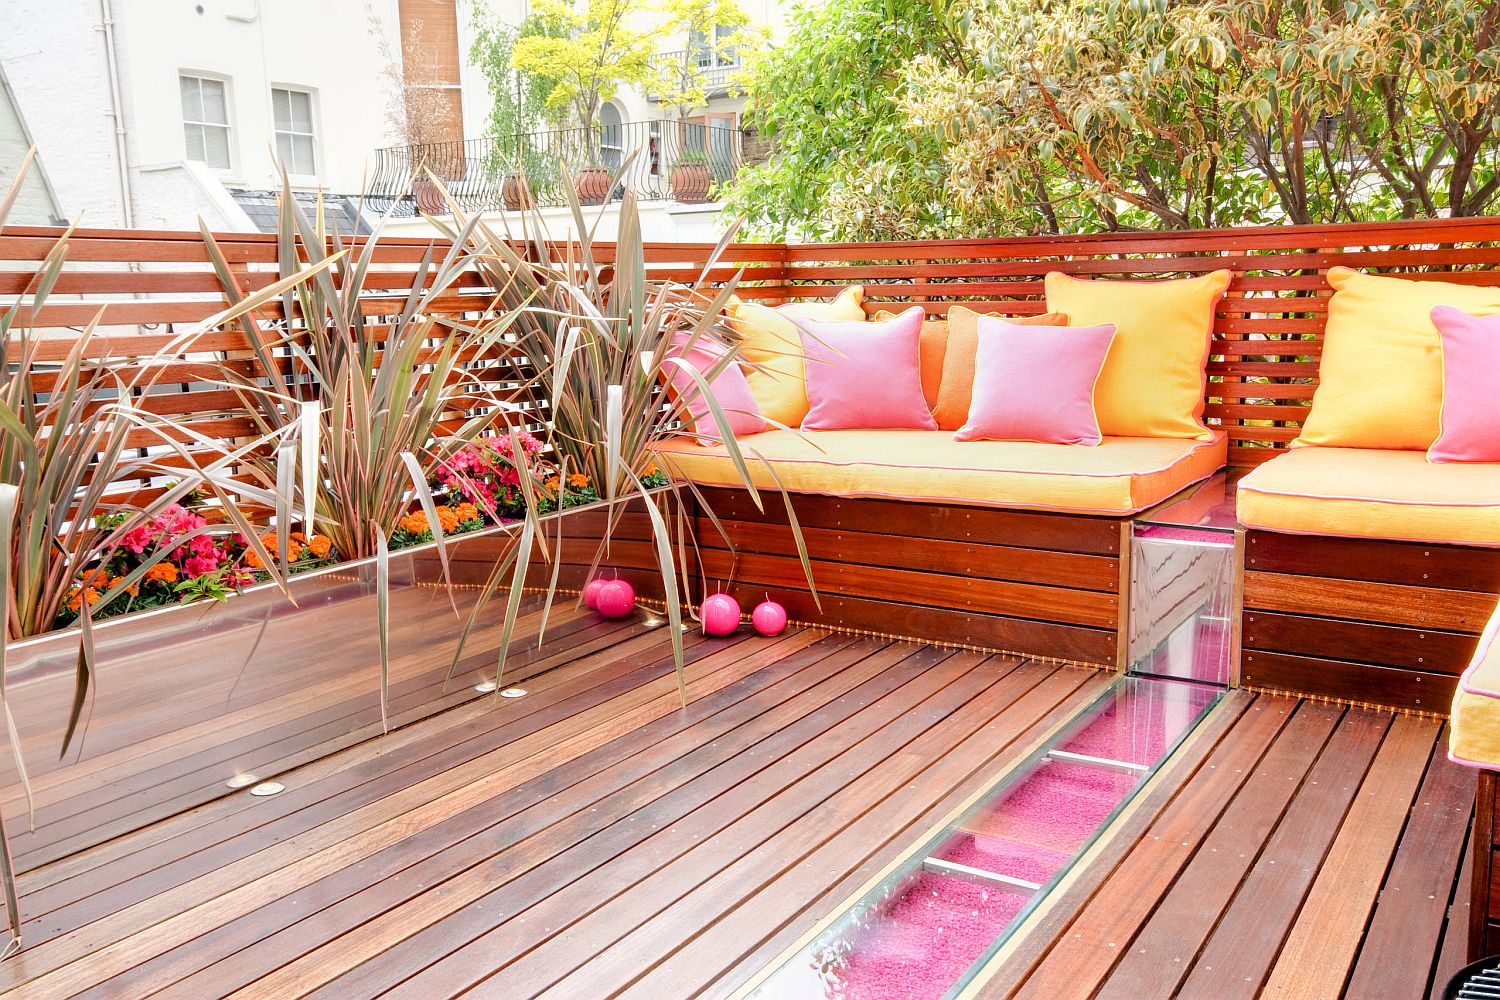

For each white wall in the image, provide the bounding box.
[0,0,128,226]
[0,0,786,233]
[0,0,420,230]
[383,197,733,243]
[114,0,401,196]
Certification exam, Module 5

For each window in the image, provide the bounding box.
[272,87,317,175]
[180,75,232,169]
[688,25,738,68]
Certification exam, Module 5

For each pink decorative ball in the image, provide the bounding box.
[595,579,636,619]
[582,575,609,609]
[752,599,788,637]
[700,593,742,636]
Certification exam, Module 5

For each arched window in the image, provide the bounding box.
[599,101,624,171]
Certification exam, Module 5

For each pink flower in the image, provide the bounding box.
[182,554,220,579]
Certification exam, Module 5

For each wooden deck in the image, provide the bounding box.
[0,616,1474,998]
[983,693,1475,1000]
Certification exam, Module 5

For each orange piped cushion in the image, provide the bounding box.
[1237,445,1500,547]
[1293,267,1500,451]
[658,429,1226,515]
[729,287,864,428]
[874,307,1069,429]
[1044,270,1230,440]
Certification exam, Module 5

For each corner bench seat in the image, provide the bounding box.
[657,429,1227,516]
[1238,446,1500,547]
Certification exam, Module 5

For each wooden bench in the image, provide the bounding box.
[696,217,1500,709]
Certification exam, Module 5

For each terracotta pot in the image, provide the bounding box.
[670,162,712,204]
[574,167,612,206]
[411,177,446,215]
[501,174,535,212]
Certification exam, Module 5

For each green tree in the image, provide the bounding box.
[734,0,1500,236]
[469,4,564,139]
[510,0,661,131]
[722,0,973,240]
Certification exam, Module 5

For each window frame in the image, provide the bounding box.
[178,72,235,172]
[270,84,320,178]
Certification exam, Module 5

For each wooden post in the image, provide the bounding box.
[1474,770,1496,960]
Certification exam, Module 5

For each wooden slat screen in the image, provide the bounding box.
[0,225,783,506]
[7,216,1500,504]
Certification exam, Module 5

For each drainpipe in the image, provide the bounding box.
[97,0,134,228]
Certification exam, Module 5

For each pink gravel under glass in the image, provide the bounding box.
[753,678,1218,1000]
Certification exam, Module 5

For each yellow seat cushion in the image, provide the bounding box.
[657,429,1226,515]
[1044,270,1230,440]
[1450,604,1500,767]
[728,287,865,428]
[1237,446,1500,547]
[1293,267,1500,451]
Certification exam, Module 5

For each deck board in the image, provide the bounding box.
[979,698,1475,1000]
[0,619,1475,999]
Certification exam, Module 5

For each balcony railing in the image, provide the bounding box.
[368,120,744,217]
[647,49,741,100]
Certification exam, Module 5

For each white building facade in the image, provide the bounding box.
[0,0,784,239]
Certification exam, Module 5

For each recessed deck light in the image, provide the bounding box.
[475,680,499,693]
[225,774,258,789]
[249,781,285,796]
[500,687,528,699]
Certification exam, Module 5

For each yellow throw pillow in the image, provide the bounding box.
[729,286,864,427]
[1044,270,1231,440]
[1294,267,1500,450]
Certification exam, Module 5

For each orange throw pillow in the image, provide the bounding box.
[935,307,1069,430]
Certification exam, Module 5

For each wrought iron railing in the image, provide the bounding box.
[368,119,744,217]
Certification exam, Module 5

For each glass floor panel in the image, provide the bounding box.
[750,518,1237,1000]
[749,676,1221,1000]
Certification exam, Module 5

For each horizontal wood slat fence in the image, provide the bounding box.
[7,215,1500,501]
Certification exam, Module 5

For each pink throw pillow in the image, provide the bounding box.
[955,316,1117,445]
[798,307,938,431]
[1430,305,1500,462]
[664,334,767,438]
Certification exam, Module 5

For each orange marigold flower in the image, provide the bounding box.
[243,550,265,570]
[543,476,560,495]
[109,575,139,597]
[643,464,659,478]
[306,535,332,559]
[285,540,305,563]
[435,505,461,534]
[399,511,430,535]
[454,503,480,524]
[79,567,109,589]
[67,587,100,613]
[143,562,180,585]
[568,473,590,489]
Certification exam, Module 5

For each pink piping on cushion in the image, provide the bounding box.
[660,431,1227,482]
[650,478,1211,517]
[1239,481,1500,509]
[661,433,1227,515]
[1449,748,1500,768]
[1232,519,1500,550]
[1455,602,1500,698]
